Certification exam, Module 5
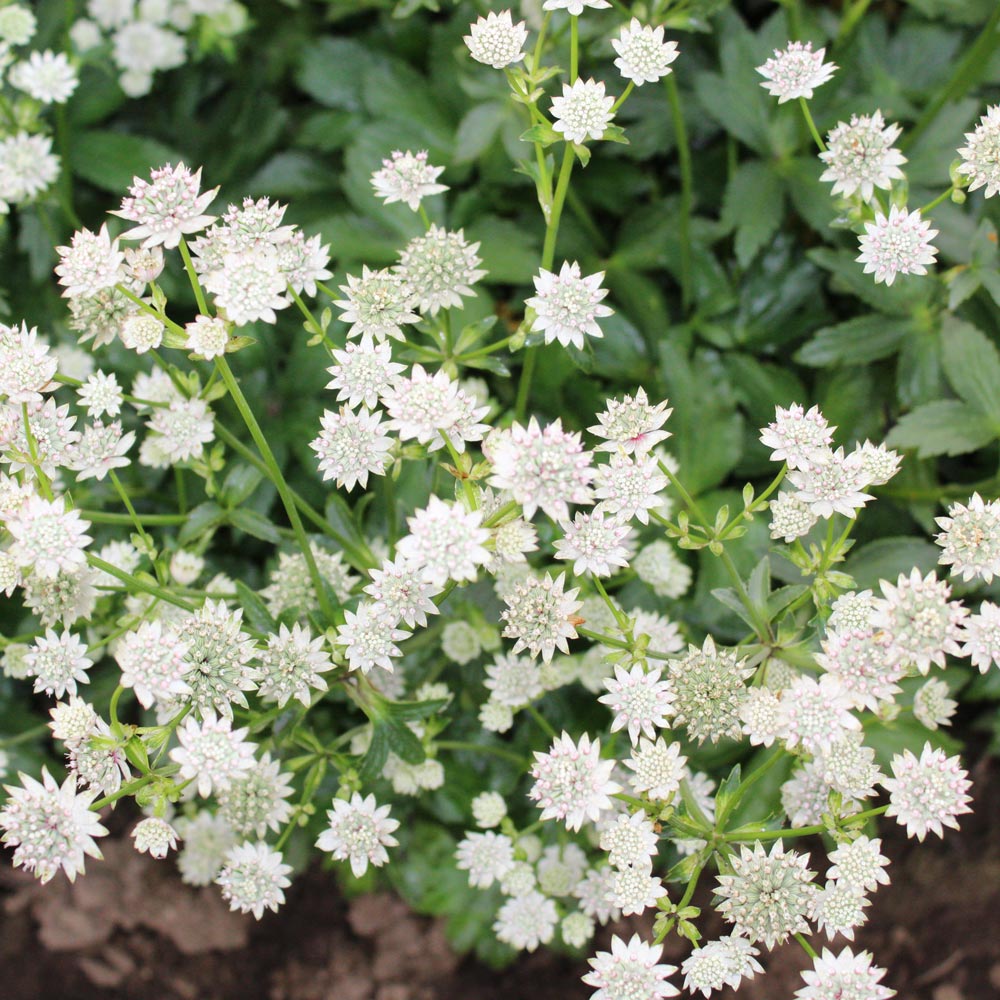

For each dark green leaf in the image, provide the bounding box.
[71,130,185,192]
[887,400,998,457]
[940,316,1000,424]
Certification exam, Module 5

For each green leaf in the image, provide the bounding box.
[71,130,185,193]
[178,501,225,546]
[294,38,372,111]
[845,537,945,591]
[808,248,931,316]
[358,725,390,782]
[235,580,278,633]
[454,102,506,162]
[721,160,784,268]
[228,507,282,544]
[245,151,332,198]
[464,215,540,285]
[795,315,914,367]
[886,399,998,457]
[221,464,264,506]
[940,316,1000,425]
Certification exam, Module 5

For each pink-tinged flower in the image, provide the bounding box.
[371,150,447,211]
[882,742,972,841]
[526,261,613,350]
[316,792,399,878]
[529,731,620,831]
[856,206,938,286]
[756,40,836,103]
[582,934,679,1000]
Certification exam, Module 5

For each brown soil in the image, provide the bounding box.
[3,754,998,1000]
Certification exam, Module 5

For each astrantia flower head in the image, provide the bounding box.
[959,600,1000,673]
[551,78,615,144]
[257,623,333,708]
[935,493,1000,583]
[760,403,835,470]
[326,336,405,413]
[599,810,658,869]
[819,111,906,201]
[882,742,972,841]
[396,225,485,315]
[185,315,230,359]
[147,397,215,464]
[371,149,447,212]
[216,842,292,920]
[112,162,218,249]
[7,496,91,580]
[334,266,419,343]
[67,420,135,481]
[77,370,123,420]
[715,840,818,948]
[598,663,675,744]
[131,817,179,860]
[176,811,236,887]
[335,602,410,674]
[455,830,516,888]
[0,132,59,204]
[816,733,883,802]
[612,864,668,915]
[364,553,442,629]
[216,752,295,839]
[396,495,491,586]
[796,947,895,1000]
[48,696,98,747]
[594,452,668,525]
[681,935,763,998]
[114,619,191,709]
[756,40,836,103]
[494,890,559,952]
[582,933,679,1000]
[316,792,399,878]
[624,736,686,800]
[857,206,938,286]
[529,731,620,831]
[483,650,545,707]
[0,767,107,883]
[54,224,124,298]
[501,571,582,662]
[311,405,393,491]
[957,105,1000,198]
[553,509,632,577]
[632,539,691,599]
[590,388,671,456]
[826,836,890,894]
[464,10,528,69]
[202,245,290,326]
[788,447,873,519]
[814,628,902,713]
[526,261,613,350]
[853,440,901,487]
[813,879,870,940]
[0,323,57,404]
[169,711,257,798]
[913,676,958,729]
[612,19,679,86]
[543,0,611,13]
[9,50,78,104]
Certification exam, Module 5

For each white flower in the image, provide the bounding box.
[131,817,180,859]
[583,934,679,999]
[853,440,901,486]
[789,447,873,519]
[632,539,691,598]
[590,388,671,455]
[371,149,447,211]
[326,336,405,413]
[112,162,217,249]
[0,767,107,883]
[960,600,1000,672]
[882,742,972,841]
[112,21,185,75]
[957,104,1000,198]
[9,50,78,104]
[464,10,528,68]
[543,0,611,13]
[826,836,890,894]
[828,590,875,632]
[494,890,559,952]
[777,674,861,754]
[529,731,620,831]
[169,711,257,798]
[0,132,59,204]
[814,629,902,712]
[0,5,36,45]
[612,19,679,86]
[147,397,215,463]
[7,496,91,580]
[311,405,393,491]
[455,830,516,888]
[67,420,135,481]
[599,663,675,744]
[795,947,895,1000]
[185,315,230,359]
[115,620,191,708]
[856,206,938,286]
[335,602,410,674]
[316,792,399,878]
[594,452,667,525]
[216,842,293,920]
[441,620,482,664]
[471,791,507,829]
[551,78,615,144]
[24,629,92,699]
[935,492,1000,583]
[395,225,486,315]
[216,753,295,839]
[681,935,763,997]
[554,510,632,577]
[813,879,870,940]
[760,403,834,470]
[819,111,906,201]
[600,811,658,869]
[257,623,333,709]
[202,246,290,326]
[334,266,419,342]
[612,864,667,915]
[48,697,98,746]
[624,737,686,800]
[913,676,958,729]
[501,572,582,662]
[484,651,545,707]
[396,495,491,586]
[526,260,613,350]
[0,323,57,404]
[77,371,123,419]
[175,811,235,886]
[363,553,441,629]
[54,225,124,298]
[756,40,836,103]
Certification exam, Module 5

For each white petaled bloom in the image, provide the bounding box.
[551,78,615,145]
[494,890,559,952]
[777,674,861,755]
[612,864,667,915]
[0,4,36,44]
[935,493,1000,583]
[543,0,611,12]
[0,553,21,597]
[7,497,91,580]
[526,261,613,350]
[311,406,393,491]
[612,19,679,85]
[816,734,883,802]
[959,600,1000,673]
[364,554,441,629]
[327,336,405,410]
[715,840,818,949]
[789,447,873,519]
[169,711,257,798]
[9,50,78,104]
[881,742,973,841]
[216,753,295,839]
[828,590,875,632]
[499,857,536,896]
[529,731,620,831]
[335,602,410,674]
[554,510,632,577]
[594,452,668,526]
[632,539,691,599]
[0,132,59,204]
[471,791,507,829]
[537,842,591,895]
[484,651,545,707]
[488,417,594,522]
[120,314,164,354]
[599,810,659,869]
[813,880,870,941]
[261,545,358,619]
[857,206,938,286]
[371,150,447,212]
[216,842,292,920]
[395,225,486,315]
[441,621,482,665]
[562,911,595,949]
[599,664,675,744]
[334,267,419,342]
[277,230,333,297]
[397,496,491,586]
[814,629,902,713]
[760,403,835,470]
[131,817,179,860]
[681,935,763,998]
[826,836,890,894]
[258,623,333,708]
[740,687,783,747]
[957,105,1000,198]
[0,324,57,404]
[48,697,98,747]
[501,572,582,663]
[871,568,967,674]
[667,636,754,744]
[913,676,958,729]
[185,315,230,359]
[455,830,516,888]
[574,864,620,925]
[112,162,218,248]
[853,440,901,487]
[67,420,135,481]
[795,947,895,1000]
[756,40,836,103]
[77,371,123,419]
[147,397,215,463]
[464,9,528,68]
[583,934,679,1000]
[203,246,290,326]
[819,111,906,202]
[590,388,671,456]
[24,629,92,699]
[54,225,124,298]
[316,792,399,878]
[0,768,107,883]
[115,620,191,709]
[176,811,236,887]
[69,719,130,797]
[123,245,165,284]
[625,737,687,800]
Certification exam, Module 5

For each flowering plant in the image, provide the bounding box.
[1,2,1000,998]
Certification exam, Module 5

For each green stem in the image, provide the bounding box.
[87,555,197,613]
[610,80,634,115]
[569,14,578,81]
[109,685,125,729]
[666,73,694,314]
[836,0,873,46]
[919,186,954,215]
[109,469,152,546]
[115,284,186,338]
[798,97,827,152]
[21,403,53,501]
[527,704,557,739]
[795,933,818,960]
[92,772,160,810]
[436,740,527,766]
[79,510,188,525]
[178,239,209,315]
[215,357,337,624]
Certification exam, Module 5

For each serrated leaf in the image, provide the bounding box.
[721,160,784,268]
[228,507,282,544]
[71,130,185,193]
[178,501,225,546]
[795,316,914,367]
[383,719,426,764]
[382,696,450,723]
[358,725,390,782]
[235,580,278,633]
[886,399,998,457]
[940,316,1000,424]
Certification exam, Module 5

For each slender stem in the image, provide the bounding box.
[436,740,527,766]
[109,469,151,545]
[569,14,578,81]
[288,286,335,353]
[109,685,125,729]
[610,80,634,114]
[526,704,557,739]
[919,186,954,215]
[86,555,197,612]
[418,204,432,230]
[836,0,873,46]
[92,772,159,810]
[80,510,188,525]
[115,284,186,338]
[666,73,694,314]
[178,240,208,315]
[795,933,818,960]
[21,404,53,501]
[215,357,336,624]
[798,97,827,152]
